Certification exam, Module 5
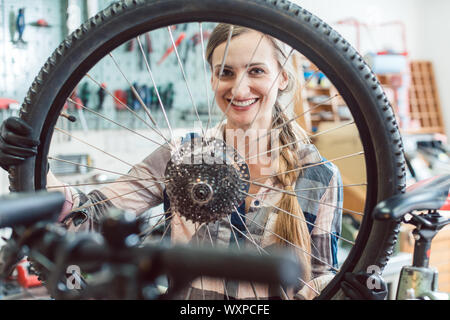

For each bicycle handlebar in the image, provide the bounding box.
[68,238,301,288]
[0,191,303,299]
[0,191,65,228]
[373,174,450,221]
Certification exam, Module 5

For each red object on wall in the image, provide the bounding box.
[158,32,186,65]
[114,89,128,110]
[16,262,42,288]
[0,98,19,110]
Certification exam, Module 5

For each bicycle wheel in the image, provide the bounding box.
[8,0,406,300]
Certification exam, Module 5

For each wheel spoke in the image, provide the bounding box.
[68,184,162,214]
[192,222,206,300]
[269,64,328,132]
[227,213,299,298]
[84,73,171,146]
[226,215,260,300]
[308,120,355,139]
[205,24,234,134]
[54,127,161,182]
[139,211,173,238]
[108,52,172,146]
[235,210,338,275]
[240,190,355,246]
[158,219,171,243]
[250,151,365,182]
[199,23,212,133]
[66,98,170,150]
[263,182,367,194]
[243,120,355,163]
[136,36,175,143]
[247,47,295,129]
[47,156,166,184]
[205,224,230,300]
[167,26,205,136]
[46,177,158,189]
[234,211,322,296]
[243,93,341,158]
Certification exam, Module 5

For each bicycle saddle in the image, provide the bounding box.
[0,191,65,228]
[373,174,450,221]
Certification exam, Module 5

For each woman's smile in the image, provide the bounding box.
[227,97,260,111]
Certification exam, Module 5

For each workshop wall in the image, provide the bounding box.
[0,0,218,127]
[0,0,65,111]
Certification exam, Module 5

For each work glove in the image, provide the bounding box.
[0,117,39,171]
[341,271,388,300]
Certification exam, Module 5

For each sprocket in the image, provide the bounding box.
[165,137,250,224]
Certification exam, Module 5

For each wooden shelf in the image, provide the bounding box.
[408,60,445,134]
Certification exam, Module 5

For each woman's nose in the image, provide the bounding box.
[230,74,251,98]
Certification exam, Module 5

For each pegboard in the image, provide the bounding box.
[0,0,65,111]
[0,0,222,129]
[79,19,220,131]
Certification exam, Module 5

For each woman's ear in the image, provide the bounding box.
[278,70,289,91]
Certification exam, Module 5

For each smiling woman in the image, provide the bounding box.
[205,24,334,298]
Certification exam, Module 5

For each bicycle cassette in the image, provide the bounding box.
[165,137,250,224]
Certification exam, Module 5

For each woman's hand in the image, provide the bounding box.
[0,117,39,171]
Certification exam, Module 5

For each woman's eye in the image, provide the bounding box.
[217,69,233,78]
[249,68,265,75]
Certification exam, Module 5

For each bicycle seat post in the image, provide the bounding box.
[411,211,444,268]
[396,210,449,299]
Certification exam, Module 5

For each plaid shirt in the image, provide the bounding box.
[62,126,342,300]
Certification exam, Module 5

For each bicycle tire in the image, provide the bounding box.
[8,0,406,299]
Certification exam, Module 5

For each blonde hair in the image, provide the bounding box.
[207,24,312,281]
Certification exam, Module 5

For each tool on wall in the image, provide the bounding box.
[29,19,51,28]
[144,32,153,68]
[13,8,27,47]
[80,82,91,108]
[182,30,211,66]
[140,85,152,109]
[127,32,153,69]
[68,87,89,132]
[97,83,107,111]
[160,82,175,112]
[126,38,135,52]
[158,32,186,65]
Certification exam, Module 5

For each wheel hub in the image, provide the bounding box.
[165,137,250,224]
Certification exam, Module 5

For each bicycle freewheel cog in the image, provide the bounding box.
[165,137,250,224]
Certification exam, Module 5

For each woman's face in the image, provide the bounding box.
[210,30,288,131]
